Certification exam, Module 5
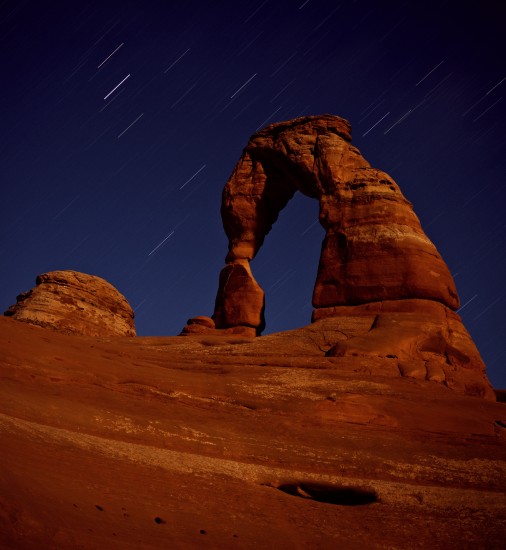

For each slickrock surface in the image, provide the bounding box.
[1,316,505,549]
[4,270,135,337]
[317,299,494,400]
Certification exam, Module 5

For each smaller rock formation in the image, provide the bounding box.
[180,315,255,337]
[180,316,216,335]
[314,299,494,400]
[4,270,135,337]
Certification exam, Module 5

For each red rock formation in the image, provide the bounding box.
[216,114,458,333]
[213,260,265,334]
[181,314,256,337]
[314,299,494,399]
[197,114,492,399]
[4,270,135,337]
[181,315,216,334]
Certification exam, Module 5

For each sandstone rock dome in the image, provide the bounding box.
[4,270,135,337]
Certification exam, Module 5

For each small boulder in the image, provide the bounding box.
[180,316,215,335]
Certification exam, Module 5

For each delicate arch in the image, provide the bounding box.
[213,115,458,334]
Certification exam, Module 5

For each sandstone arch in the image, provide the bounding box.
[213,114,458,334]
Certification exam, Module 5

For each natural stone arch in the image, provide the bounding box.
[213,114,458,335]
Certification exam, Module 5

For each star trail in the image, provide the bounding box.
[0,0,505,386]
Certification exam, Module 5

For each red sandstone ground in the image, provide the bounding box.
[1,316,505,549]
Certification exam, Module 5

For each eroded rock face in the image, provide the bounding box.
[195,114,493,399]
[315,300,494,400]
[214,114,458,332]
[213,260,265,334]
[4,270,135,337]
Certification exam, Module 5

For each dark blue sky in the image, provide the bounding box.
[1,1,505,387]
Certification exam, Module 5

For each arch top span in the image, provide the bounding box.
[213,114,459,334]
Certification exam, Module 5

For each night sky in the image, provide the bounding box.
[1,1,505,387]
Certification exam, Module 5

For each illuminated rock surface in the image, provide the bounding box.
[213,114,458,335]
[1,116,503,549]
[185,115,492,399]
[1,317,505,548]
[4,270,135,337]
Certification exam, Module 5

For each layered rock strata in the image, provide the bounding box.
[4,270,135,337]
[214,114,458,332]
[181,114,492,398]
[315,299,493,399]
